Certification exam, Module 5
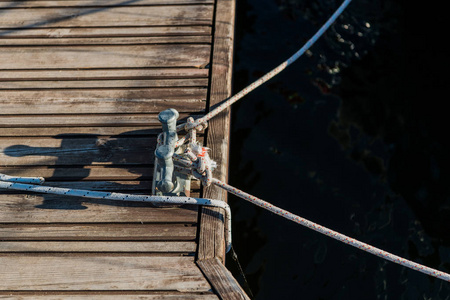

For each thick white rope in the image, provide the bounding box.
[171,142,450,281]
[169,139,450,282]
[183,0,353,131]
[3,159,449,281]
[0,173,44,185]
[0,180,232,253]
[210,178,450,282]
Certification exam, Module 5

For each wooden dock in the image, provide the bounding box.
[0,0,248,298]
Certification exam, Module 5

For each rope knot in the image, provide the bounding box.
[185,117,208,132]
[183,144,216,187]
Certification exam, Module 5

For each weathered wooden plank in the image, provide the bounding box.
[0,94,206,115]
[0,0,214,8]
[0,241,196,252]
[40,180,152,191]
[0,45,210,69]
[0,126,200,137]
[0,135,203,166]
[0,78,208,89]
[0,36,212,46]
[0,166,153,180]
[0,26,211,39]
[0,6,213,28]
[0,136,157,166]
[0,126,192,136]
[199,0,235,263]
[0,294,218,299]
[0,224,197,240]
[197,207,225,261]
[0,113,203,128]
[203,0,234,205]
[0,167,202,188]
[0,127,158,137]
[0,166,195,183]
[0,68,209,80]
[0,193,199,223]
[0,256,210,291]
[197,258,250,300]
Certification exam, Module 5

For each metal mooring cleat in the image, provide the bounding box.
[152,109,191,197]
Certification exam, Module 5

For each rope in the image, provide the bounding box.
[183,0,353,131]
[0,180,232,253]
[0,173,44,185]
[161,135,450,282]
[209,178,450,282]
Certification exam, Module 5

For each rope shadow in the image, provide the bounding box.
[2,129,191,213]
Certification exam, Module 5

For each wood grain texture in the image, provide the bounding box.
[0,224,197,240]
[203,0,235,203]
[0,113,203,128]
[0,0,214,8]
[0,135,203,166]
[198,0,235,264]
[0,68,209,80]
[0,256,210,291]
[0,241,196,253]
[0,91,206,115]
[0,127,158,137]
[0,26,211,39]
[0,45,211,70]
[0,166,154,180]
[0,36,212,46]
[0,294,218,300]
[0,78,208,89]
[0,168,202,191]
[0,6,213,28]
[33,180,153,191]
[0,127,200,137]
[0,167,202,188]
[197,258,250,300]
[197,208,225,261]
[0,136,157,166]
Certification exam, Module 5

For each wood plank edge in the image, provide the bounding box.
[0,291,217,297]
[199,0,235,262]
[196,257,249,300]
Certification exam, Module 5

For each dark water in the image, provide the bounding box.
[226,0,450,299]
